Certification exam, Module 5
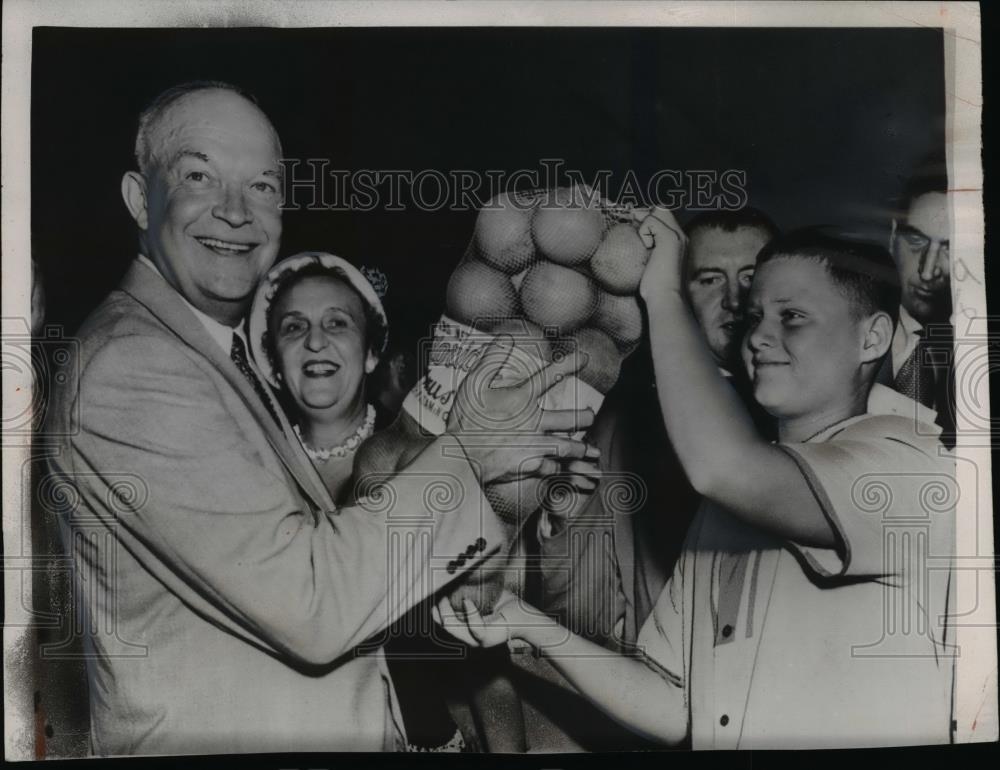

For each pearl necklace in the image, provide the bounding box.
[294,405,376,462]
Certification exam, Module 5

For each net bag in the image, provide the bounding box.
[354,186,649,612]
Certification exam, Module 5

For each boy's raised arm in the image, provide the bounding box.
[636,209,836,549]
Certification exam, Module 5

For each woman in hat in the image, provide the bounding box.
[249,252,466,751]
[250,252,388,503]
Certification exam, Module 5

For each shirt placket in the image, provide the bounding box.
[710,549,756,749]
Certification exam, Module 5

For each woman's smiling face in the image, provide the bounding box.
[271,274,377,418]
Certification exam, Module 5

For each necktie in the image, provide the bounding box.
[926,322,956,448]
[230,333,283,429]
[893,330,935,409]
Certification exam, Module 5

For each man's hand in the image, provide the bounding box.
[447,336,599,485]
[433,589,539,649]
[537,462,602,536]
[634,206,687,301]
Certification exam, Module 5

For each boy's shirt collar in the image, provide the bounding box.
[867,381,940,426]
[798,384,941,445]
[898,304,923,335]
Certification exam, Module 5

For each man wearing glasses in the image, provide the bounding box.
[886,155,955,447]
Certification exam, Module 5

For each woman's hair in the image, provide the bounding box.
[262,262,388,382]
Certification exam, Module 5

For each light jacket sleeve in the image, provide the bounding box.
[54,333,506,667]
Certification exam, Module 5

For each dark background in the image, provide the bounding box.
[32,26,945,336]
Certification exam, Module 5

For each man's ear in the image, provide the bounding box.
[888,218,898,251]
[121,171,149,230]
[861,311,893,364]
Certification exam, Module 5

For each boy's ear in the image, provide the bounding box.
[861,311,893,364]
[122,171,149,230]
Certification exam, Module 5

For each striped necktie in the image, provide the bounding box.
[230,333,283,429]
[893,329,935,409]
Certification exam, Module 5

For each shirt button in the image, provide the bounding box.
[722,624,733,638]
[720,714,729,726]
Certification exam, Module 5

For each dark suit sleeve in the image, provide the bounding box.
[536,478,628,649]
[60,334,505,666]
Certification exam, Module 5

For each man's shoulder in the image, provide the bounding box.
[73,286,206,388]
[44,287,197,437]
[78,287,159,342]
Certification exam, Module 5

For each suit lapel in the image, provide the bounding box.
[119,261,336,512]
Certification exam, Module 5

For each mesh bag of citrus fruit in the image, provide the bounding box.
[354,185,649,611]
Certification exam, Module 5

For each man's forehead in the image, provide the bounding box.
[151,92,281,167]
[905,191,950,238]
[689,225,769,269]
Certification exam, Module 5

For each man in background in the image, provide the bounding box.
[885,154,954,447]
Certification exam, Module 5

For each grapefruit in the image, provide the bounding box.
[531,187,605,266]
[590,223,649,295]
[473,192,537,274]
[519,261,597,334]
[445,259,520,327]
[592,291,644,350]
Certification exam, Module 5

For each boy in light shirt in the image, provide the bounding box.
[437,212,956,749]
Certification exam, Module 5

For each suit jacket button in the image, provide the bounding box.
[475,537,487,551]
[446,561,457,574]
[457,553,468,566]
[465,544,478,557]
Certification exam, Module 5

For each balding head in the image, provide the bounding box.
[134,81,282,176]
[121,82,284,326]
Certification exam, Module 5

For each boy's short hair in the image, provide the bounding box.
[756,227,901,328]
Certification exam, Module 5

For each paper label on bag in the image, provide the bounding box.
[402,314,604,436]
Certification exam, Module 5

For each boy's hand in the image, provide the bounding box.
[433,590,522,648]
[634,206,687,301]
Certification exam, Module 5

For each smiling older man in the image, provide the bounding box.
[43,81,594,756]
